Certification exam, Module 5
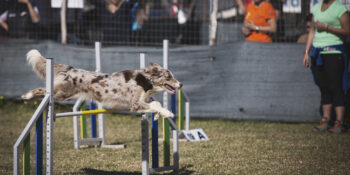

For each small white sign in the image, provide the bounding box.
[181,129,209,142]
[51,0,84,9]
[283,0,301,13]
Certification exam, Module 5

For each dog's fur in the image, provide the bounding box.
[22,49,182,119]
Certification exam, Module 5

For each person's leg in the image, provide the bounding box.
[322,53,345,133]
[312,90,332,131]
[311,63,332,131]
[335,106,344,122]
[322,104,332,120]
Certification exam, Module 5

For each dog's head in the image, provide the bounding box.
[144,62,182,94]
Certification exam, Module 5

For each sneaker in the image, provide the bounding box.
[328,120,343,134]
[312,117,329,132]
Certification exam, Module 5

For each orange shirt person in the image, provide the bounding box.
[242,0,277,42]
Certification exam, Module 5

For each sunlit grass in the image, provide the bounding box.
[1,100,350,175]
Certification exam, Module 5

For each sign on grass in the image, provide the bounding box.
[181,129,209,142]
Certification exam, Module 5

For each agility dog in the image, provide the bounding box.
[22,50,182,120]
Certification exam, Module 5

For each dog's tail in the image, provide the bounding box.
[26,49,47,79]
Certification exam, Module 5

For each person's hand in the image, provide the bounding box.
[18,0,30,4]
[241,26,251,36]
[302,53,309,68]
[238,5,245,15]
[244,21,255,30]
[315,21,328,32]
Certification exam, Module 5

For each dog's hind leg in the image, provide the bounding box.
[53,90,76,101]
[22,87,46,100]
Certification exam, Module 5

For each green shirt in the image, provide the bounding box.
[312,0,347,53]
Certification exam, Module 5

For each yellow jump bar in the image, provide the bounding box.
[81,109,117,115]
[55,109,117,118]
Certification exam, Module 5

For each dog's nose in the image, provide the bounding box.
[179,83,183,89]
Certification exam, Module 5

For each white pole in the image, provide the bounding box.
[173,130,179,171]
[46,58,54,175]
[140,53,146,69]
[185,102,190,131]
[209,0,218,46]
[163,40,169,109]
[140,53,149,175]
[95,41,106,146]
[73,99,83,149]
[95,42,101,73]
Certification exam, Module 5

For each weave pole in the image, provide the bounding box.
[23,134,30,175]
[178,90,185,130]
[35,113,43,175]
[90,102,97,138]
[80,104,87,139]
[151,112,159,168]
[162,39,171,166]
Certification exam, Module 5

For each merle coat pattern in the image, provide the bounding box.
[22,50,182,120]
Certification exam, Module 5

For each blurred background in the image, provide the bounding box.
[1,0,348,46]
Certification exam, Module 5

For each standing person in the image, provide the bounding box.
[241,0,276,42]
[302,0,350,133]
[100,0,133,45]
[0,0,39,38]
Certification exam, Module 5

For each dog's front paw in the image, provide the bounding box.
[154,113,161,121]
[162,110,174,118]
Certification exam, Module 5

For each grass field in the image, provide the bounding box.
[1,100,350,175]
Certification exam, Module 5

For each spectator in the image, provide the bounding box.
[241,0,276,42]
[0,0,39,38]
[297,14,312,43]
[100,0,134,45]
[130,0,150,45]
[302,0,350,133]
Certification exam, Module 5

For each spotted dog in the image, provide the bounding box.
[22,50,182,120]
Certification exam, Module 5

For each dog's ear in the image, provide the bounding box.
[145,62,161,75]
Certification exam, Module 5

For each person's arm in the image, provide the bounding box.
[302,17,315,68]
[0,21,8,31]
[0,11,8,31]
[236,0,245,14]
[244,18,277,34]
[18,0,39,23]
[315,12,350,37]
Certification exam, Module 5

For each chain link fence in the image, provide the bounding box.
[0,0,349,46]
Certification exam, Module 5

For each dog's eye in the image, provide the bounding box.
[165,73,172,80]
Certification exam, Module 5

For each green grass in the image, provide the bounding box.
[1,100,350,175]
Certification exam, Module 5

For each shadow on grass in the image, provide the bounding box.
[80,165,195,175]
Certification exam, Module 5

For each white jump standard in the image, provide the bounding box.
[72,42,125,149]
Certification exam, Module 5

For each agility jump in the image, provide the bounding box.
[13,40,189,175]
